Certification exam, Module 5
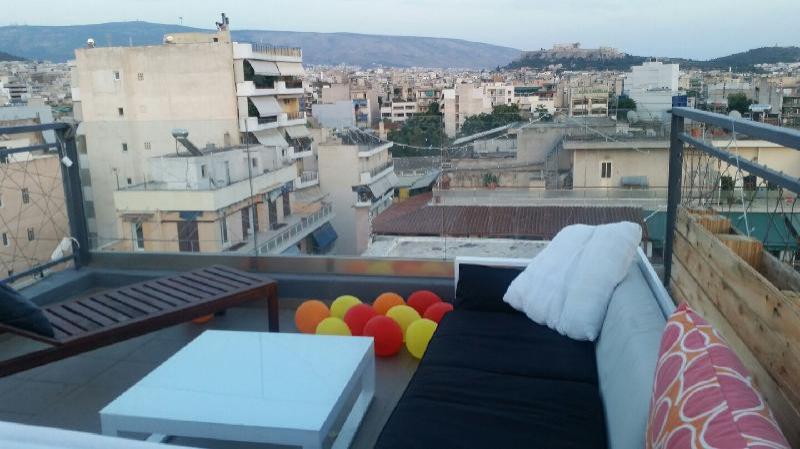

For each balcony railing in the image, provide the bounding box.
[249,43,303,58]
[258,115,278,125]
[257,203,333,254]
[287,111,306,121]
[369,160,394,178]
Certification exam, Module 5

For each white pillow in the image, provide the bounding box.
[503,221,642,341]
[503,224,594,323]
[557,221,642,340]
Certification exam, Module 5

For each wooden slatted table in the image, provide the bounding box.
[0,265,278,377]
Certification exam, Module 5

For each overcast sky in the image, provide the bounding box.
[5,0,800,59]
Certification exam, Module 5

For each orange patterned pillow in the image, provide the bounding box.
[646,303,789,449]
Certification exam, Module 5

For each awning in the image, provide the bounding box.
[250,96,282,116]
[365,172,399,198]
[285,125,311,139]
[311,222,338,252]
[248,60,280,76]
[267,187,283,202]
[253,129,288,147]
[276,62,305,76]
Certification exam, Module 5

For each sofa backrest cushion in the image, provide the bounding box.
[455,264,522,314]
[596,264,665,449]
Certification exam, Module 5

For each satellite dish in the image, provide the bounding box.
[164,35,175,44]
[627,111,640,124]
[728,110,742,120]
[86,38,95,48]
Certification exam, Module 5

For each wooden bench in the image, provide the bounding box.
[0,265,278,377]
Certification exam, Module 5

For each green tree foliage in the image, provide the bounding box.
[534,104,553,122]
[459,104,522,137]
[387,102,445,156]
[616,96,637,120]
[728,93,754,114]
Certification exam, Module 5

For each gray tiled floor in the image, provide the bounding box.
[0,300,419,449]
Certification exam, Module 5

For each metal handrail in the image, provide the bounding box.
[663,107,800,288]
[258,204,332,254]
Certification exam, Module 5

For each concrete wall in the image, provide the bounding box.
[317,142,360,255]
[312,101,355,128]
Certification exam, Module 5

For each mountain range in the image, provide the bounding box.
[1,21,799,71]
[0,50,22,62]
[0,21,520,69]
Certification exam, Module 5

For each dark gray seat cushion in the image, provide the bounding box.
[427,310,598,384]
[0,282,54,337]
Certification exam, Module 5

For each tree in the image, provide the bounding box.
[615,96,636,120]
[387,102,445,154]
[459,104,522,137]
[534,104,553,122]
[728,93,753,114]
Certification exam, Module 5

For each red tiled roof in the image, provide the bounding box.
[373,192,646,240]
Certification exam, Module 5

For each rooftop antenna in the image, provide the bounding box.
[216,13,229,31]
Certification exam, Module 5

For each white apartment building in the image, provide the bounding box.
[380,101,419,123]
[625,61,681,121]
[315,129,398,255]
[567,87,609,117]
[72,19,324,252]
[442,83,493,137]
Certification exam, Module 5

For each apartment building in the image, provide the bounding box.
[567,86,609,117]
[442,83,493,137]
[315,128,397,255]
[380,101,419,123]
[72,17,323,252]
[625,61,681,120]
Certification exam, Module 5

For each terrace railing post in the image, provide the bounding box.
[57,125,91,268]
[663,113,685,290]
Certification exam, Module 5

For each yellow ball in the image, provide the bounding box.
[315,317,352,336]
[405,319,437,359]
[386,305,421,340]
[330,295,362,319]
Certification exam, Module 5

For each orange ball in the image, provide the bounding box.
[192,314,214,325]
[295,300,330,334]
[373,292,405,315]
[407,290,442,316]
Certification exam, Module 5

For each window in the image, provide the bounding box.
[137,72,144,81]
[21,188,30,204]
[220,216,228,243]
[118,107,124,116]
[201,164,208,178]
[1,233,8,247]
[251,158,258,168]
[27,228,34,241]
[132,222,144,251]
[601,161,613,179]
[7,270,12,277]
[122,143,128,152]
[144,142,151,150]
[127,177,132,185]
[0,194,3,208]
[113,71,120,80]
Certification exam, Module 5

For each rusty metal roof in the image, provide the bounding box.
[373,192,645,240]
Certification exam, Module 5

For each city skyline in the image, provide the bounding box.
[3,0,800,60]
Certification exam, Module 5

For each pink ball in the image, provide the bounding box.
[424,302,454,323]
[344,304,377,336]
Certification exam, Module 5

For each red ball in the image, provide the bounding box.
[407,290,442,316]
[423,302,454,323]
[363,316,403,357]
[344,304,377,336]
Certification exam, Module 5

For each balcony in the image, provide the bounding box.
[232,42,302,62]
[240,111,306,132]
[255,203,333,254]
[360,160,394,185]
[236,80,304,97]
[294,170,319,189]
[114,164,297,212]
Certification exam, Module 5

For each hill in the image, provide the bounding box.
[507,46,800,73]
[0,50,23,61]
[0,21,520,69]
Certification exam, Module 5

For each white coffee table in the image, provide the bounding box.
[100,331,375,449]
